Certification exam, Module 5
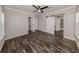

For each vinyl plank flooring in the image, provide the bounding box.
[1,30,79,53]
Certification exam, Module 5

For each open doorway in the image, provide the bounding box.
[28,17,33,33]
[54,15,64,38]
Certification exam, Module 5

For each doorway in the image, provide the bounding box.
[28,17,33,33]
[54,15,64,38]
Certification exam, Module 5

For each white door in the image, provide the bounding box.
[46,16,55,34]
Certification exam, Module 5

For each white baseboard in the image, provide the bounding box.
[64,35,76,41]
[5,32,28,40]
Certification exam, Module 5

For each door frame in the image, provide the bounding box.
[28,17,35,32]
[54,14,65,38]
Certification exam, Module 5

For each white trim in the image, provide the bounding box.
[64,36,76,41]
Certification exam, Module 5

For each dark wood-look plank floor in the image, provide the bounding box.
[1,30,79,53]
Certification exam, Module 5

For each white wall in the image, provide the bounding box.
[47,6,76,41]
[34,13,38,30]
[0,6,5,51]
[64,13,76,41]
[0,7,37,51]
[0,7,2,39]
[3,7,34,40]
[37,6,76,41]
[36,13,47,32]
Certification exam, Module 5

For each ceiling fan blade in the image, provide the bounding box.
[38,6,40,8]
[40,6,48,10]
[32,5,39,9]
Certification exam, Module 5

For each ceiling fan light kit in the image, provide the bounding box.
[37,10,41,12]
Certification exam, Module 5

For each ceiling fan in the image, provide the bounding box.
[32,5,48,13]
